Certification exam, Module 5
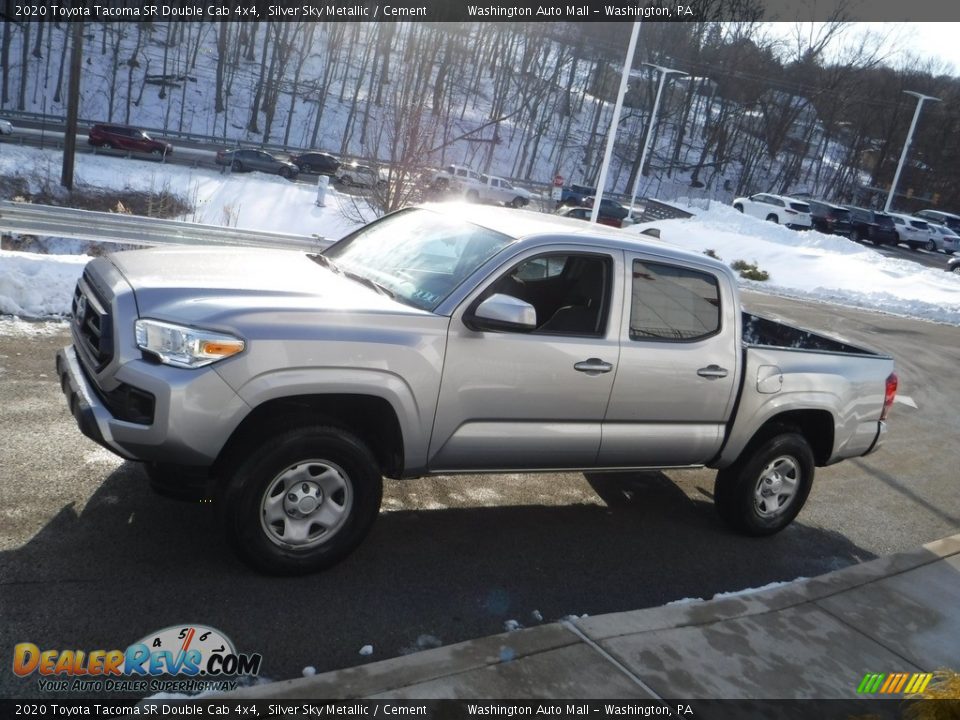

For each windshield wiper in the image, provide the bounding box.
[343,270,395,299]
[309,254,341,274]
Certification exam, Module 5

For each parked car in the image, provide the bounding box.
[336,163,382,188]
[887,213,933,251]
[474,174,531,208]
[583,196,629,221]
[947,255,960,273]
[806,200,852,236]
[556,205,622,228]
[926,224,960,254]
[88,124,172,156]
[288,151,339,176]
[913,209,960,234]
[215,148,298,179]
[732,193,812,229]
[559,184,598,206]
[0,118,14,135]
[844,206,898,246]
[57,204,896,575]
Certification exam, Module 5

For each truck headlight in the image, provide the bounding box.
[134,319,245,369]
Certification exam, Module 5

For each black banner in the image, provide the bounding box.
[2,699,960,720]
[4,0,960,23]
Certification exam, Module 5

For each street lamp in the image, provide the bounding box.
[884,91,940,213]
[591,21,641,225]
[626,63,688,221]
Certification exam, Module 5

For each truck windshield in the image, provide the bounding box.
[322,208,514,311]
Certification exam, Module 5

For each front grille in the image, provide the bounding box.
[72,274,114,371]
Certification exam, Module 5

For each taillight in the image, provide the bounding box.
[881,372,898,421]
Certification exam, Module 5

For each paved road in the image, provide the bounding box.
[1,294,957,699]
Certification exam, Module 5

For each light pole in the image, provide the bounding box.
[591,21,641,225]
[884,91,940,213]
[627,63,688,221]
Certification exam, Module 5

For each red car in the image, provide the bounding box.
[88,124,172,156]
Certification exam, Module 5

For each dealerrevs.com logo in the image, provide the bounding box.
[13,625,263,694]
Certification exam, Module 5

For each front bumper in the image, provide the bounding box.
[56,345,250,466]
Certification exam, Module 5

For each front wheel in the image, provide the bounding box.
[734,203,743,213]
[509,197,527,208]
[232,159,243,172]
[279,167,292,179]
[714,432,814,536]
[221,425,383,575]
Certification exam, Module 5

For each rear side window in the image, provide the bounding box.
[629,261,720,342]
[789,202,810,212]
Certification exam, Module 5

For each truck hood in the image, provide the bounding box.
[109,246,425,326]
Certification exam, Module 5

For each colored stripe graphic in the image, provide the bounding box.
[858,672,934,695]
[858,673,885,693]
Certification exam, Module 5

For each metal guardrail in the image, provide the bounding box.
[0,201,332,252]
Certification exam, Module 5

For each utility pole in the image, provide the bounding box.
[884,91,939,213]
[61,22,84,191]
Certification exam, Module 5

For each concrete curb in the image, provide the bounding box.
[223,533,960,700]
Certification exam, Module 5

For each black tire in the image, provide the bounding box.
[144,462,212,502]
[106,142,116,150]
[232,159,243,172]
[342,175,353,186]
[734,203,743,213]
[926,239,937,252]
[221,425,383,575]
[466,190,480,203]
[714,432,814,536]
[279,166,292,179]
[851,229,861,243]
[510,197,527,208]
[766,214,778,223]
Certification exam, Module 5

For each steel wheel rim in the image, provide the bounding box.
[753,455,800,518]
[259,460,353,549]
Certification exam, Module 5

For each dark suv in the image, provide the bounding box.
[844,206,898,246]
[807,200,851,236]
[288,151,340,176]
[88,124,172,156]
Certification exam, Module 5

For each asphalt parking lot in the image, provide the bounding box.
[1,292,957,699]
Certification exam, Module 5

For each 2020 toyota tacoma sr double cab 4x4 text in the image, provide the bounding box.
[57,204,897,574]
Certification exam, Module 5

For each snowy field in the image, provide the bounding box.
[1,144,959,325]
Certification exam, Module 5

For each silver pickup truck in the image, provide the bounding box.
[56,205,898,575]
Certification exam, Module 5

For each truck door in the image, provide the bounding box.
[597,255,738,467]
[430,249,623,471]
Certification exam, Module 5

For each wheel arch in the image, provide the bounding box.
[214,393,405,480]
[732,409,835,467]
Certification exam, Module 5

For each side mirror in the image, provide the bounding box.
[467,294,537,332]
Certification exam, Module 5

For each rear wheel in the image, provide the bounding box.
[467,190,480,203]
[851,229,861,243]
[734,203,743,213]
[926,239,937,252]
[766,214,779,223]
[221,425,383,575]
[714,432,814,536]
[105,141,116,150]
[232,159,243,172]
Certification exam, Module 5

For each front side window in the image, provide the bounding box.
[480,253,610,336]
[324,209,513,312]
[629,260,720,342]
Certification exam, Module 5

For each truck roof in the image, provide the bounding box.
[418,202,731,276]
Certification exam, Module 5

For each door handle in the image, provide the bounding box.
[574,358,613,374]
[697,364,729,379]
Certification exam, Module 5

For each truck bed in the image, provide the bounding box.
[742,312,881,357]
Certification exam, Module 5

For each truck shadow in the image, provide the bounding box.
[1,464,877,698]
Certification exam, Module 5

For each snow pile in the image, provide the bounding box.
[0,250,88,317]
[631,204,960,325]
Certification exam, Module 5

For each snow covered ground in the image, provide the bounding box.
[1,145,959,325]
